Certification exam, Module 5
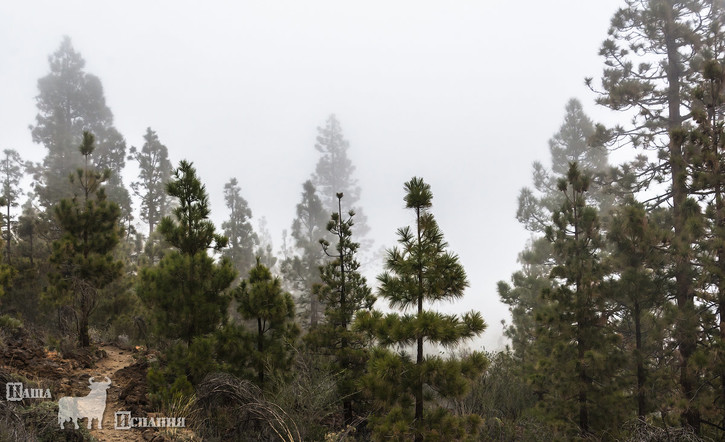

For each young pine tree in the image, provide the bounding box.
[137,160,235,345]
[236,259,299,389]
[47,131,123,347]
[357,177,487,441]
[306,193,375,426]
[140,160,234,408]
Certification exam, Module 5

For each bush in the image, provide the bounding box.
[457,351,536,421]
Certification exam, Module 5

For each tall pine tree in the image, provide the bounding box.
[313,114,370,243]
[0,149,25,264]
[129,127,173,235]
[589,2,725,429]
[687,56,725,432]
[222,177,258,279]
[281,180,328,329]
[30,37,131,222]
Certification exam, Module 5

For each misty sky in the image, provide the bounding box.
[1,1,623,350]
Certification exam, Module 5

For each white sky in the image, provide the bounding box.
[0,1,623,350]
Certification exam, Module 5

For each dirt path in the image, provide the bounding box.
[84,345,144,442]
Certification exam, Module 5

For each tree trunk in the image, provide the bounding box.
[414,206,424,442]
[635,300,646,420]
[337,195,353,427]
[257,317,265,388]
[28,229,34,266]
[714,95,725,426]
[79,316,90,348]
[577,313,589,434]
[5,202,11,264]
[415,331,423,442]
[310,292,319,329]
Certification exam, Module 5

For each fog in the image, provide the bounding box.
[0,1,621,350]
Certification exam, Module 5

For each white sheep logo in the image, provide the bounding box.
[58,376,111,429]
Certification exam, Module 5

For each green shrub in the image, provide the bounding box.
[0,314,23,332]
[148,335,219,411]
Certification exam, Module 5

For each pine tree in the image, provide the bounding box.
[254,216,277,270]
[306,193,375,426]
[236,259,299,389]
[534,163,623,436]
[0,149,25,264]
[16,202,42,267]
[0,149,18,310]
[607,201,671,420]
[46,131,123,347]
[517,98,612,233]
[141,229,171,266]
[588,2,724,429]
[0,258,14,311]
[687,56,725,432]
[30,37,131,222]
[129,127,173,235]
[497,237,553,362]
[222,177,258,279]
[137,160,235,345]
[4,199,50,323]
[357,177,487,441]
[281,180,328,329]
[313,114,370,242]
[501,99,612,368]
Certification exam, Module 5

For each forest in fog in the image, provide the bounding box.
[2,1,725,441]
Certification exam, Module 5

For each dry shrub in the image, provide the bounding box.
[191,372,300,442]
[0,400,33,441]
[623,419,712,442]
[268,350,340,440]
